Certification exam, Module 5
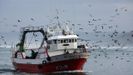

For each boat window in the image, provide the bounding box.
[64,39,69,43]
[64,39,66,43]
[75,39,77,42]
[69,39,71,43]
[53,40,57,44]
[66,39,69,43]
[58,40,61,44]
[72,39,74,42]
[61,40,63,43]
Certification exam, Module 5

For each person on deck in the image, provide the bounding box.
[31,50,38,59]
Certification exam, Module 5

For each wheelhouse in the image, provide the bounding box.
[47,35,78,51]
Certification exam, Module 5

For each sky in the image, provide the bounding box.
[0,0,133,47]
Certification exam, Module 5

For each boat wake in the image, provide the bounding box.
[0,69,16,73]
[0,69,91,75]
[46,71,92,75]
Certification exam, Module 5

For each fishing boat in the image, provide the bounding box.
[11,25,89,73]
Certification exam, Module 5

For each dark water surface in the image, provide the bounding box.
[0,47,133,75]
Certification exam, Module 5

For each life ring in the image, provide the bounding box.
[42,60,47,64]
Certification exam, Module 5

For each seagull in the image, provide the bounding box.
[126,60,130,62]
[88,21,91,23]
[85,32,88,34]
[4,41,7,45]
[88,4,92,8]
[115,9,118,12]
[124,9,127,12]
[18,19,21,22]
[92,19,96,21]
[0,35,4,39]
[30,18,34,21]
[72,24,75,26]
[131,34,133,37]
[77,24,81,25]
[79,28,83,30]
[101,26,104,29]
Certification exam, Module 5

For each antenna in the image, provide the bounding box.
[56,9,61,29]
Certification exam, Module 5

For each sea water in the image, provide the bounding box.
[0,47,133,75]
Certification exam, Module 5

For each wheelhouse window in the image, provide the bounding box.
[58,40,61,44]
[75,39,77,42]
[69,39,71,43]
[64,39,68,43]
[61,40,63,43]
[72,39,74,42]
[57,38,77,44]
[53,40,57,44]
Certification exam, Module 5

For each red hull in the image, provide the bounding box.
[13,58,86,73]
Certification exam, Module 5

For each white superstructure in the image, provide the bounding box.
[46,26,78,51]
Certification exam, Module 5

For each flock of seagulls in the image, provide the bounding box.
[0,5,132,68]
[74,6,132,49]
[0,18,36,47]
[69,6,132,66]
